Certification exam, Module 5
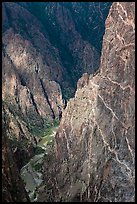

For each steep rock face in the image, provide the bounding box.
[2,2,65,123]
[2,119,30,202]
[2,2,111,167]
[2,2,65,168]
[2,2,111,110]
[27,2,111,81]
[60,2,112,52]
[39,2,135,202]
[2,103,37,169]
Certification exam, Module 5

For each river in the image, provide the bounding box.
[20,126,58,202]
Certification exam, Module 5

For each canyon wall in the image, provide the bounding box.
[2,2,111,168]
[39,2,135,202]
[2,118,30,202]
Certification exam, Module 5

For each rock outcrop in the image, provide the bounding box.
[39,2,135,202]
[2,2,111,167]
[2,118,30,202]
[2,103,36,169]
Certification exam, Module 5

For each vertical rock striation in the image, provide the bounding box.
[2,2,111,168]
[39,2,135,202]
[2,119,30,202]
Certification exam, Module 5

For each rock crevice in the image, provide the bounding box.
[38,2,135,202]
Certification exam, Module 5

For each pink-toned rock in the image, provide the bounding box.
[39,2,135,202]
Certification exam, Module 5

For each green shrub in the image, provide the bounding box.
[34,146,45,155]
[30,119,60,138]
[31,162,42,171]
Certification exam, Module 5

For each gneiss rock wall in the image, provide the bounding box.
[2,2,111,168]
[2,2,111,124]
[2,119,30,202]
[39,2,135,202]
[2,2,68,139]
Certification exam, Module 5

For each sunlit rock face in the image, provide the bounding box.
[39,2,135,202]
[2,2,111,168]
[2,1,111,123]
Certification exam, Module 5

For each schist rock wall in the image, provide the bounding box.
[2,2,111,167]
[38,2,135,202]
[2,2,65,125]
[2,2,65,168]
[2,118,30,202]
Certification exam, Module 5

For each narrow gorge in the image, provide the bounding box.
[2,2,135,202]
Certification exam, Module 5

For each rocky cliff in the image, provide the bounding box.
[2,2,111,168]
[2,118,30,202]
[38,2,135,202]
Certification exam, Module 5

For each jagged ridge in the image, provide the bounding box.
[38,2,135,202]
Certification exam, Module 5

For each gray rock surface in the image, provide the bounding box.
[2,119,30,202]
[2,2,111,168]
[38,2,135,202]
